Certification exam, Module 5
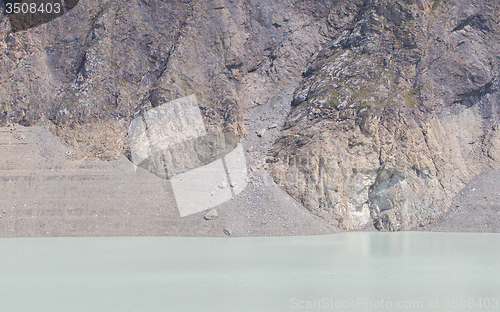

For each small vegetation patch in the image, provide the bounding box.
[408,85,422,96]
[405,85,423,106]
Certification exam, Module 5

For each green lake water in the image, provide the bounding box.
[0,232,499,311]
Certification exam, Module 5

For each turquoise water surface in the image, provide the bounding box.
[0,232,499,311]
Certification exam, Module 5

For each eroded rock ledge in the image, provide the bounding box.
[268,102,500,230]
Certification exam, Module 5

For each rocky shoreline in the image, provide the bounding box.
[0,86,498,237]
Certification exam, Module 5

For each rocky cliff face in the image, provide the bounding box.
[1,0,335,159]
[267,0,500,230]
[1,0,499,231]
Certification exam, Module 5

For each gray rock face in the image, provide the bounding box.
[268,0,500,231]
[0,0,335,157]
[1,0,499,232]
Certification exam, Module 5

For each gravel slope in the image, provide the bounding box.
[0,86,339,237]
[422,169,500,233]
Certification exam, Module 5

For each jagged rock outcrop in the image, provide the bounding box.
[268,0,500,230]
